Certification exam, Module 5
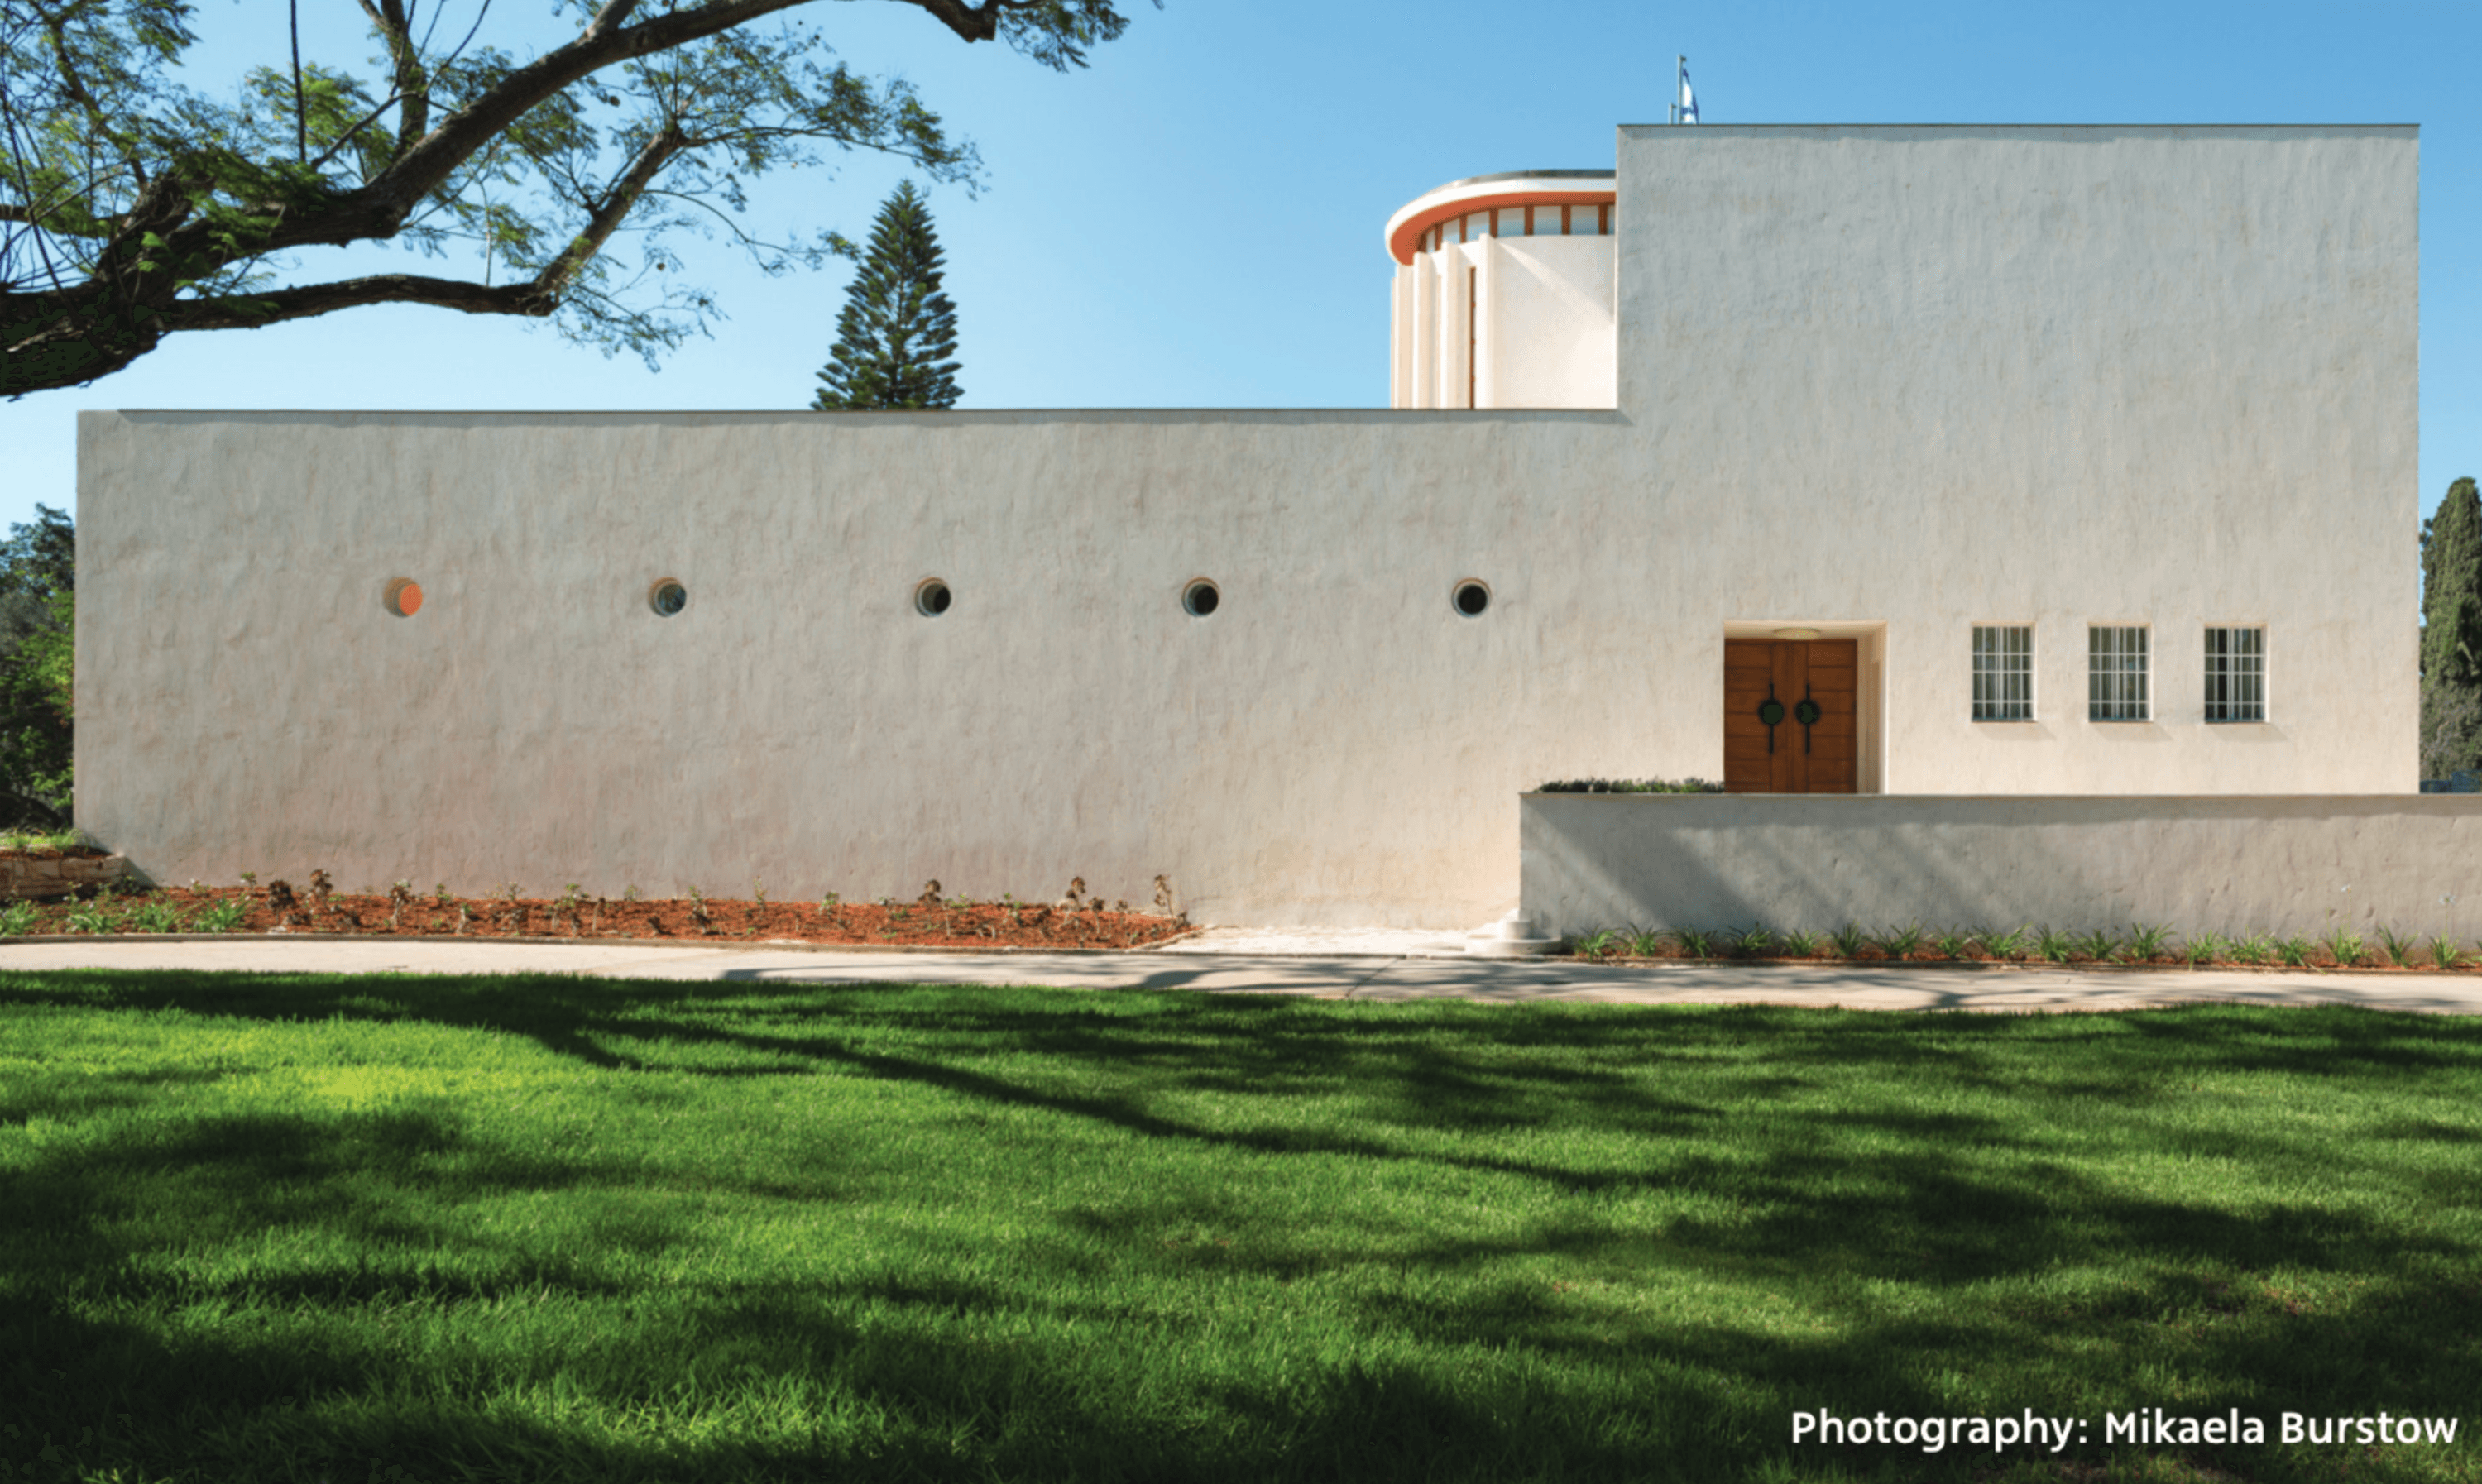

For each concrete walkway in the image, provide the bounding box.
[5,935,2482,1012]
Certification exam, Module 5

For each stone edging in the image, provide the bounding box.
[0,853,127,901]
[0,922,1211,955]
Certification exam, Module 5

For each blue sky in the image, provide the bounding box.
[4,0,2475,544]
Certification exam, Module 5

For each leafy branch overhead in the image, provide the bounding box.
[0,0,1153,398]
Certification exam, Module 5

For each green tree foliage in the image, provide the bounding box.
[810,180,961,409]
[0,506,75,821]
[2421,476,2482,778]
[2,0,1152,399]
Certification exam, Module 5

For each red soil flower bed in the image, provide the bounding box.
[13,876,1195,951]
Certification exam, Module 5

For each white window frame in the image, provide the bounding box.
[1971,625,2034,721]
[2087,625,2150,722]
[2203,625,2267,724]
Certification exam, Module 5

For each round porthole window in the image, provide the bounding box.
[1453,579,1491,617]
[383,578,424,617]
[649,578,687,617]
[915,579,953,617]
[1182,579,1220,617]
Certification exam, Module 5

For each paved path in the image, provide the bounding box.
[5,936,2481,1012]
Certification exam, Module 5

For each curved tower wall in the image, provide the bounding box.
[1387,180,1617,409]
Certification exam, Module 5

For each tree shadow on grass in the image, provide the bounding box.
[3,974,2480,1481]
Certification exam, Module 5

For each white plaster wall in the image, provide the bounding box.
[1524,793,2482,940]
[80,408,1641,926]
[1483,237,1617,409]
[78,127,2418,926]
[1617,125,2418,794]
[1391,237,1615,409]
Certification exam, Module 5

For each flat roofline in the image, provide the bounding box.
[89,407,1629,419]
[1617,121,2417,128]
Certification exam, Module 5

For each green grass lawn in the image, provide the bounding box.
[2,971,2479,1484]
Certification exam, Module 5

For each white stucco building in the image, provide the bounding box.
[79,124,2419,926]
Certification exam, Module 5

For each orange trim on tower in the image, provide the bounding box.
[1389,189,1617,266]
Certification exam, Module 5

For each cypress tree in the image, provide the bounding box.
[2421,476,2482,778]
[810,181,962,410]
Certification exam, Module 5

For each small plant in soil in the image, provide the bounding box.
[1778,928,1823,959]
[2070,929,2121,964]
[126,899,185,934]
[2274,936,2313,967]
[308,869,334,913]
[2226,934,2272,965]
[1931,927,1974,962]
[2126,923,2173,962]
[0,899,37,936]
[1725,923,1775,959]
[2374,923,2418,967]
[1665,926,1714,959]
[1981,925,2029,961]
[2324,929,2366,969]
[2035,927,2072,964]
[434,883,454,906]
[1873,922,1925,961]
[387,881,415,931]
[2185,932,2229,967]
[1574,930,1620,960]
[1626,928,1668,958]
[193,899,247,934]
[1829,924,1868,960]
[263,879,298,928]
[2432,935,2465,969]
[687,886,712,934]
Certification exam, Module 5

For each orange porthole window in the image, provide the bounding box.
[384,578,424,617]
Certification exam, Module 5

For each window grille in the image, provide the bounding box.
[1972,626,2033,720]
[2204,626,2265,722]
[2088,625,2149,721]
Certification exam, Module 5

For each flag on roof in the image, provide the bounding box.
[1679,63,1699,124]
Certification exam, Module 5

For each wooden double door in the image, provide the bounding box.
[1723,639,1857,793]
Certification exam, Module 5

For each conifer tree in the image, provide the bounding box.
[811,182,963,410]
[2421,476,2482,778]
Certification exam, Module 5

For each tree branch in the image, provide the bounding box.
[530,119,688,297]
[156,270,558,332]
[355,0,812,232]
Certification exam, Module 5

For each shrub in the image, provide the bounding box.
[1535,778,1724,794]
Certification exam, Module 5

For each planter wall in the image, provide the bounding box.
[1521,796,2482,941]
[0,853,128,901]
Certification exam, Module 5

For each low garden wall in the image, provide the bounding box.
[1520,796,2482,941]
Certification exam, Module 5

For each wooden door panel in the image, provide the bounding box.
[1722,639,1861,794]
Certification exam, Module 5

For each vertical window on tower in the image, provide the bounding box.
[1972,626,2034,720]
[1467,266,1477,409]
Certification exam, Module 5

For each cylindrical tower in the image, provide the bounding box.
[1385,170,1617,409]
